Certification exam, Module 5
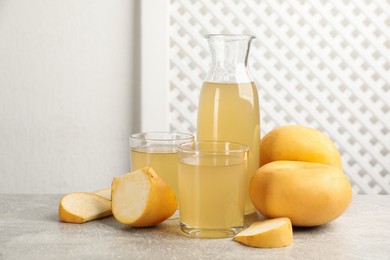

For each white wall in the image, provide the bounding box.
[0,0,138,193]
[140,0,168,132]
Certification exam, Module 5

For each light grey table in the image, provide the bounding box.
[0,195,389,259]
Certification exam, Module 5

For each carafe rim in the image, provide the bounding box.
[204,34,256,41]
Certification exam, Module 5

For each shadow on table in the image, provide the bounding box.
[99,214,185,238]
[46,213,60,222]
[292,223,333,235]
[243,211,333,235]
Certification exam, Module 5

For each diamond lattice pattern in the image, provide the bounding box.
[168,0,390,194]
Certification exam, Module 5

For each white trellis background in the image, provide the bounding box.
[142,0,390,194]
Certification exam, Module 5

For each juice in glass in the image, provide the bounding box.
[130,132,194,202]
[131,145,179,197]
[197,82,260,214]
[178,141,248,238]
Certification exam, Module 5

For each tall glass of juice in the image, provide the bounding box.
[178,141,248,238]
[130,132,194,203]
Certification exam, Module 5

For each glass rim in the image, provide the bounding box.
[204,34,256,40]
[177,140,249,154]
[130,132,194,142]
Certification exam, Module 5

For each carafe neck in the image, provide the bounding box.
[205,34,255,84]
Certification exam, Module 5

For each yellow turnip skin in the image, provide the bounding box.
[111,167,177,227]
[260,125,343,170]
[250,161,352,227]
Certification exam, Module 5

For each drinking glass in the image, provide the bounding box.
[177,141,248,238]
[130,132,194,203]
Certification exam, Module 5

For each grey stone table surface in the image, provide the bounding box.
[0,195,389,260]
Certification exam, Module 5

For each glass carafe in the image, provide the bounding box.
[196,34,260,214]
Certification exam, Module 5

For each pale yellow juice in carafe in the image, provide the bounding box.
[131,145,179,198]
[197,82,260,214]
[178,156,245,230]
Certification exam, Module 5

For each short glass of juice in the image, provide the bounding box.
[177,141,248,238]
[130,132,194,203]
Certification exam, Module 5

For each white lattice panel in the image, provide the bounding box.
[168,0,390,194]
